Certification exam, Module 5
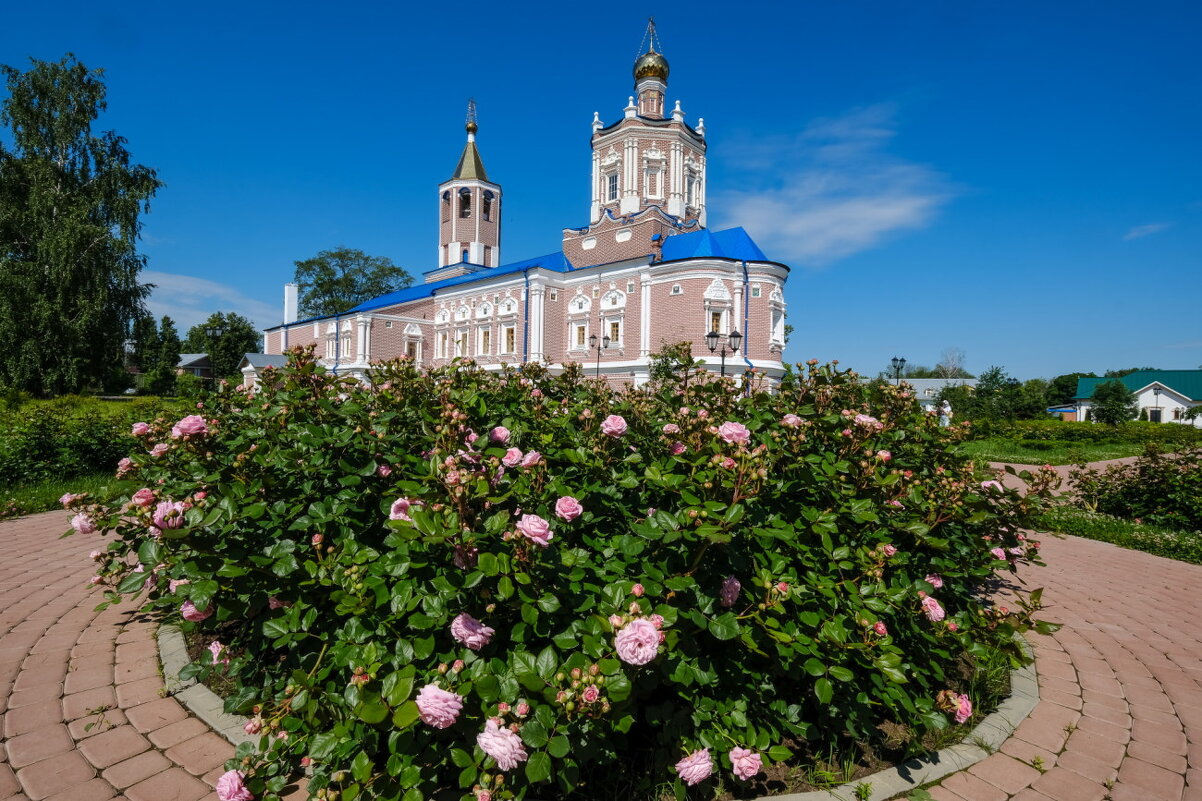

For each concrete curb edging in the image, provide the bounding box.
[157,624,1038,801]
[750,637,1039,801]
[158,623,257,747]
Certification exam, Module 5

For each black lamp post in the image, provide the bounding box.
[588,333,610,378]
[1153,386,1162,422]
[705,329,742,377]
[204,323,225,383]
[891,356,906,385]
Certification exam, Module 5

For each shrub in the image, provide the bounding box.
[68,350,1058,801]
[1071,447,1202,532]
[982,419,1202,447]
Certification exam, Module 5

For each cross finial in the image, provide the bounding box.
[465,98,478,139]
[637,17,662,57]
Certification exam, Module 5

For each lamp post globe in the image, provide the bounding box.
[728,329,742,353]
[705,330,719,352]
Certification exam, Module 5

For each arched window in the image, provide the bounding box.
[459,188,471,218]
[461,248,469,263]
[483,191,494,222]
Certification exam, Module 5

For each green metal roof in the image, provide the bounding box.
[1075,370,1202,401]
[452,140,488,181]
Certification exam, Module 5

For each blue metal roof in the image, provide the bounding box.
[276,227,776,326]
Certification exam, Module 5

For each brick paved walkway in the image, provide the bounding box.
[2,508,1200,801]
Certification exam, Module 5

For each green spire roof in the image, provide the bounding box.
[453,140,488,182]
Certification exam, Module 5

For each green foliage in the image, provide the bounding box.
[957,438,1140,466]
[1070,447,1202,532]
[0,469,113,520]
[294,247,413,318]
[1103,366,1158,378]
[1090,380,1138,426]
[184,311,261,381]
[0,54,160,396]
[175,373,205,400]
[979,419,1202,447]
[71,350,1058,800]
[1035,506,1202,564]
[1046,373,1095,407]
[0,396,183,488]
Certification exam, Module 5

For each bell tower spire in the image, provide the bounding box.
[436,100,502,273]
[634,18,668,119]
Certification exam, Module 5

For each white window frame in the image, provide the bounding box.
[501,323,517,354]
[606,172,619,202]
[478,327,491,356]
[605,317,623,347]
[570,322,589,351]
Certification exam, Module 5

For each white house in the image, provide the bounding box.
[1075,371,1202,426]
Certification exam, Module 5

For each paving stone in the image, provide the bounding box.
[13,751,94,800]
[62,686,118,720]
[5,725,73,769]
[76,724,151,769]
[937,770,1008,801]
[1031,767,1108,801]
[966,753,1042,795]
[3,699,63,738]
[1118,756,1187,799]
[124,697,187,734]
[114,677,163,708]
[147,717,211,750]
[164,732,234,776]
[124,767,211,801]
[67,709,127,740]
[102,750,173,789]
[42,778,114,801]
[1127,740,1190,773]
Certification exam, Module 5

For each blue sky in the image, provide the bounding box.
[2,0,1199,379]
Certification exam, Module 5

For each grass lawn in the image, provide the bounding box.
[1034,505,1202,564]
[1,471,115,519]
[958,438,1142,465]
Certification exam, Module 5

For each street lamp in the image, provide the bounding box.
[891,356,906,385]
[588,333,610,378]
[705,329,742,377]
[1153,386,1162,422]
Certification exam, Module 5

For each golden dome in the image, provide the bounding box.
[634,49,669,83]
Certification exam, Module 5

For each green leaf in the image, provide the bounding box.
[548,734,570,758]
[391,701,419,729]
[355,700,388,724]
[536,646,557,678]
[351,750,372,782]
[476,674,500,702]
[521,720,548,748]
[766,745,793,762]
[815,677,833,705]
[524,751,552,783]
[451,748,475,768]
[607,672,632,702]
[708,612,739,641]
[829,666,854,682]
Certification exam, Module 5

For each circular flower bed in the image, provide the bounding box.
[66,349,1058,801]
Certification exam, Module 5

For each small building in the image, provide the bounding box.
[176,354,212,379]
[1074,371,1202,426]
[897,378,977,412]
[239,353,288,388]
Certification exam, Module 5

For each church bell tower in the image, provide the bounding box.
[437,101,502,270]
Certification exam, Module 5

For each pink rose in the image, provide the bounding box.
[980,480,1004,492]
[675,748,713,786]
[149,442,170,457]
[70,513,97,535]
[171,414,209,439]
[452,659,465,672]
[669,441,686,455]
[876,450,892,461]
[243,717,262,735]
[717,421,751,444]
[581,685,601,703]
[376,464,392,477]
[169,578,190,593]
[873,621,888,636]
[131,422,150,437]
[519,450,542,467]
[416,684,464,729]
[477,718,528,770]
[854,413,881,430]
[180,600,212,622]
[268,596,288,609]
[721,457,736,470]
[59,492,84,507]
[990,547,1006,560]
[781,414,802,428]
[116,457,134,477]
[925,574,943,589]
[608,614,624,628]
[720,576,741,607]
[729,747,762,782]
[516,514,553,547]
[311,533,323,546]
[954,693,973,724]
[300,756,312,768]
[554,496,583,522]
[631,583,644,597]
[515,702,530,717]
[649,613,665,629]
[153,500,186,529]
[450,613,495,651]
[921,596,945,622]
[882,544,897,557]
[489,426,511,444]
[662,423,680,434]
[209,640,229,665]
[614,618,660,665]
[131,488,155,507]
[776,581,789,594]
[502,448,523,467]
[215,769,254,801]
[600,415,628,437]
[390,497,422,522]
[465,431,479,444]
[90,576,103,585]
[948,621,959,632]
[89,550,104,561]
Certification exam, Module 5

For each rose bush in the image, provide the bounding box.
[67,348,1058,800]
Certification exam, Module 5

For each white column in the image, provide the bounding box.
[590,151,601,222]
[529,284,545,362]
[639,270,652,357]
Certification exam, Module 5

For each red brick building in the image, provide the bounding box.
[255,25,789,388]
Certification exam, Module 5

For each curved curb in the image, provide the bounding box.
[158,625,1039,801]
[750,637,1039,801]
[158,622,257,747]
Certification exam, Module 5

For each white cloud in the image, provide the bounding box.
[714,104,957,266]
[142,270,279,334]
[1123,222,1172,241]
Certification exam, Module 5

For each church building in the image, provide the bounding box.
[253,24,789,387]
